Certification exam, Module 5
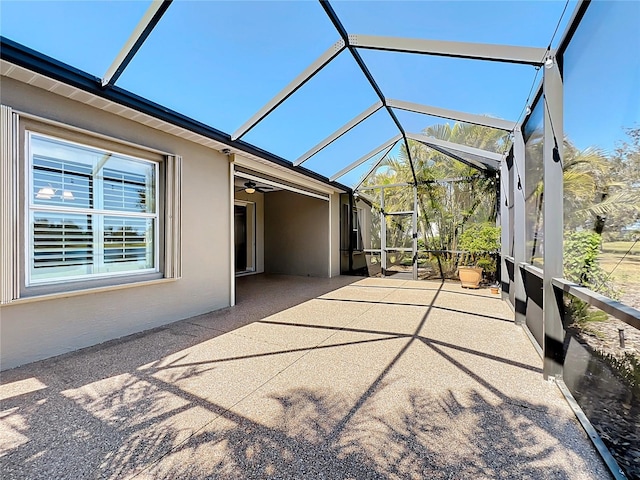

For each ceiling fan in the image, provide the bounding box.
[236,181,274,194]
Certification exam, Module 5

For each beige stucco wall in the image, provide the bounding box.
[264,190,330,277]
[0,77,231,370]
[234,190,265,274]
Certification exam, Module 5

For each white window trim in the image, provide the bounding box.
[353,207,363,251]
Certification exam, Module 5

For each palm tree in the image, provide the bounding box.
[563,138,639,233]
[359,121,508,277]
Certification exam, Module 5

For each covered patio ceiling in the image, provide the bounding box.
[0,0,576,189]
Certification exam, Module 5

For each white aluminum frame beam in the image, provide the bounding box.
[387,99,516,131]
[102,0,173,88]
[406,132,503,169]
[232,39,346,140]
[426,144,491,172]
[359,182,411,190]
[353,140,398,190]
[358,177,480,191]
[329,133,402,182]
[294,101,383,166]
[542,60,564,379]
[513,128,527,326]
[349,34,549,66]
[499,150,510,301]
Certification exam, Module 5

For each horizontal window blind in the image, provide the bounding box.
[33,212,93,268]
[104,216,153,265]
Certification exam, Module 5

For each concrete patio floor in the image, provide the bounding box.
[1,274,610,479]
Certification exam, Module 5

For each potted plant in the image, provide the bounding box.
[457,223,501,289]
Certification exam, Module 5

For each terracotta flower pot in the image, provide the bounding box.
[458,266,483,289]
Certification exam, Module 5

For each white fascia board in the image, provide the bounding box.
[234,171,329,201]
[329,133,403,182]
[294,100,383,166]
[231,40,346,140]
[349,34,548,66]
[102,0,171,87]
[387,99,516,131]
[232,153,340,195]
[406,133,503,163]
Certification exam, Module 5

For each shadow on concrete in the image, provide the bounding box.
[0,276,608,479]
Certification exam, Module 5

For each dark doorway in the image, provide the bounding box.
[235,205,247,271]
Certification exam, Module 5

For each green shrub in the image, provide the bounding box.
[594,351,640,394]
[563,230,620,299]
[458,223,501,282]
[458,223,501,256]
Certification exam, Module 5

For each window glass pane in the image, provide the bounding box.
[31,212,93,283]
[103,163,155,214]
[562,0,640,309]
[352,208,362,251]
[524,98,544,267]
[33,156,92,209]
[102,217,154,272]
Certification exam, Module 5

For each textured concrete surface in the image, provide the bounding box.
[0,275,611,479]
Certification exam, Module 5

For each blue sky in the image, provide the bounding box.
[1,1,638,186]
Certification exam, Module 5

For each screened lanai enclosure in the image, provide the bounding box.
[342,143,503,282]
[1,0,639,478]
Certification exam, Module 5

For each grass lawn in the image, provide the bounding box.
[598,242,639,309]
[601,241,640,255]
[599,252,640,282]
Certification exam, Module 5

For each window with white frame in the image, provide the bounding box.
[352,207,363,251]
[27,132,158,285]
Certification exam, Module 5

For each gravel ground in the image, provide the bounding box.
[0,275,611,479]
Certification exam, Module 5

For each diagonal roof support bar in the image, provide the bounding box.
[349,34,549,66]
[406,133,503,163]
[319,0,418,185]
[424,144,491,172]
[353,140,398,190]
[406,133,501,171]
[294,100,383,166]
[232,40,346,140]
[330,134,402,182]
[102,0,173,88]
[386,99,517,131]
